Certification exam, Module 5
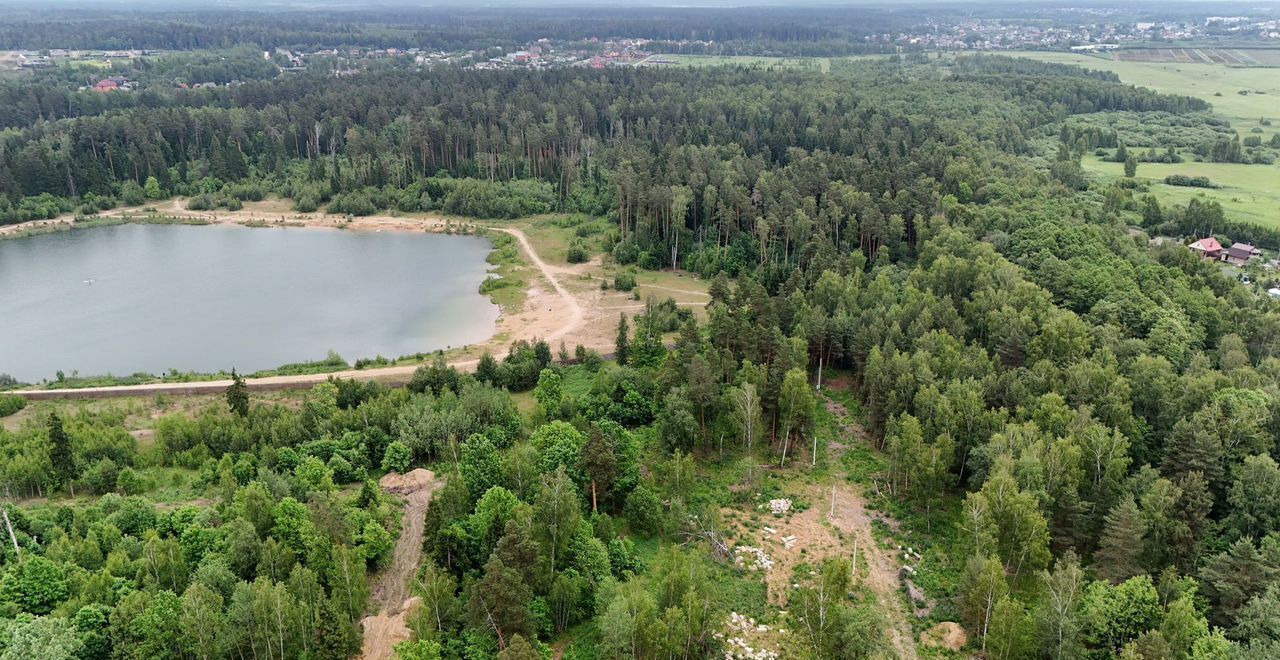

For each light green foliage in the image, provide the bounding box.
[144,176,163,200]
[535,466,582,572]
[381,441,412,474]
[533,369,563,421]
[0,556,69,615]
[1081,575,1162,654]
[461,434,504,500]
[0,615,83,660]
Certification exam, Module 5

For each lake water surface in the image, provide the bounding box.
[0,223,499,383]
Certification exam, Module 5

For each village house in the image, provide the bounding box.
[1222,242,1263,266]
[1188,237,1223,259]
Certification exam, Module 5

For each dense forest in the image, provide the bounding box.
[4,24,1280,660]
[0,7,914,54]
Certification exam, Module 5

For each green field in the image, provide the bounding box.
[1010,51,1280,138]
[1013,51,1280,230]
[1083,156,1280,229]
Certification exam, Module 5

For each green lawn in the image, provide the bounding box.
[1082,156,1280,229]
[1009,51,1280,138]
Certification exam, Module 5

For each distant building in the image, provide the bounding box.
[92,76,132,93]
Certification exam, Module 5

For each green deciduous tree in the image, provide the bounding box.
[535,465,581,573]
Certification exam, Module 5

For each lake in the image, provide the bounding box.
[0,223,500,383]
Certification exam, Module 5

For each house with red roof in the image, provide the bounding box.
[1188,237,1222,259]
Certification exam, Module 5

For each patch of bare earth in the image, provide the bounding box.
[920,621,967,652]
[361,469,442,660]
[826,480,919,659]
[821,396,919,660]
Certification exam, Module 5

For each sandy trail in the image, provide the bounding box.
[822,396,918,660]
[491,225,582,342]
[362,469,443,660]
[825,483,918,659]
[11,203,593,399]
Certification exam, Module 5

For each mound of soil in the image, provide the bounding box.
[379,468,436,495]
[920,622,967,652]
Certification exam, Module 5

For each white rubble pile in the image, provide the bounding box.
[734,545,775,571]
[769,499,792,515]
[716,612,780,660]
[781,535,797,550]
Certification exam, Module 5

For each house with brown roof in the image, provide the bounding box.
[1223,242,1262,266]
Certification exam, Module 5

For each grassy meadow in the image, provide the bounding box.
[1082,156,1280,230]
[1009,51,1280,138]
[1012,51,1280,231]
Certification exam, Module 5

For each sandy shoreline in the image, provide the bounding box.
[6,198,652,398]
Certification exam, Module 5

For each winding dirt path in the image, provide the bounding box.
[491,226,582,342]
[13,214,584,400]
[361,469,443,660]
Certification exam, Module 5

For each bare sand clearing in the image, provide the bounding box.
[11,199,660,398]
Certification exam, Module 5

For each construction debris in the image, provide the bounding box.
[734,546,775,571]
[769,499,792,515]
[717,612,781,660]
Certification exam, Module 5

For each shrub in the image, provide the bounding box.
[566,239,590,264]
[116,467,148,495]
[84,458,121,495]
[327,192,378,216]
[381,441,412,473]
[0,395,25,418]
[624,485,664,537]
[613,273,636,292]
[294,195,320,213]
[1164,175,1218,189]
[186,194,217,211]
[120,181,146,206]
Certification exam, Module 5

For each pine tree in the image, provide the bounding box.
[615,313,630,366]
[580,426,618,512]
[48,413,75,496]
[226,368,249,417]
[314,596,360,660]
[497,634,540,660]
[1093,496,1146,583]
[468,555,533,650]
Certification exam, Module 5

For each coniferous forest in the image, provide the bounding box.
[4,5,1280,660]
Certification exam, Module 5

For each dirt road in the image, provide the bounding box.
[361,469,443,660]
[822,396,919,659]
[825,483,918,659]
